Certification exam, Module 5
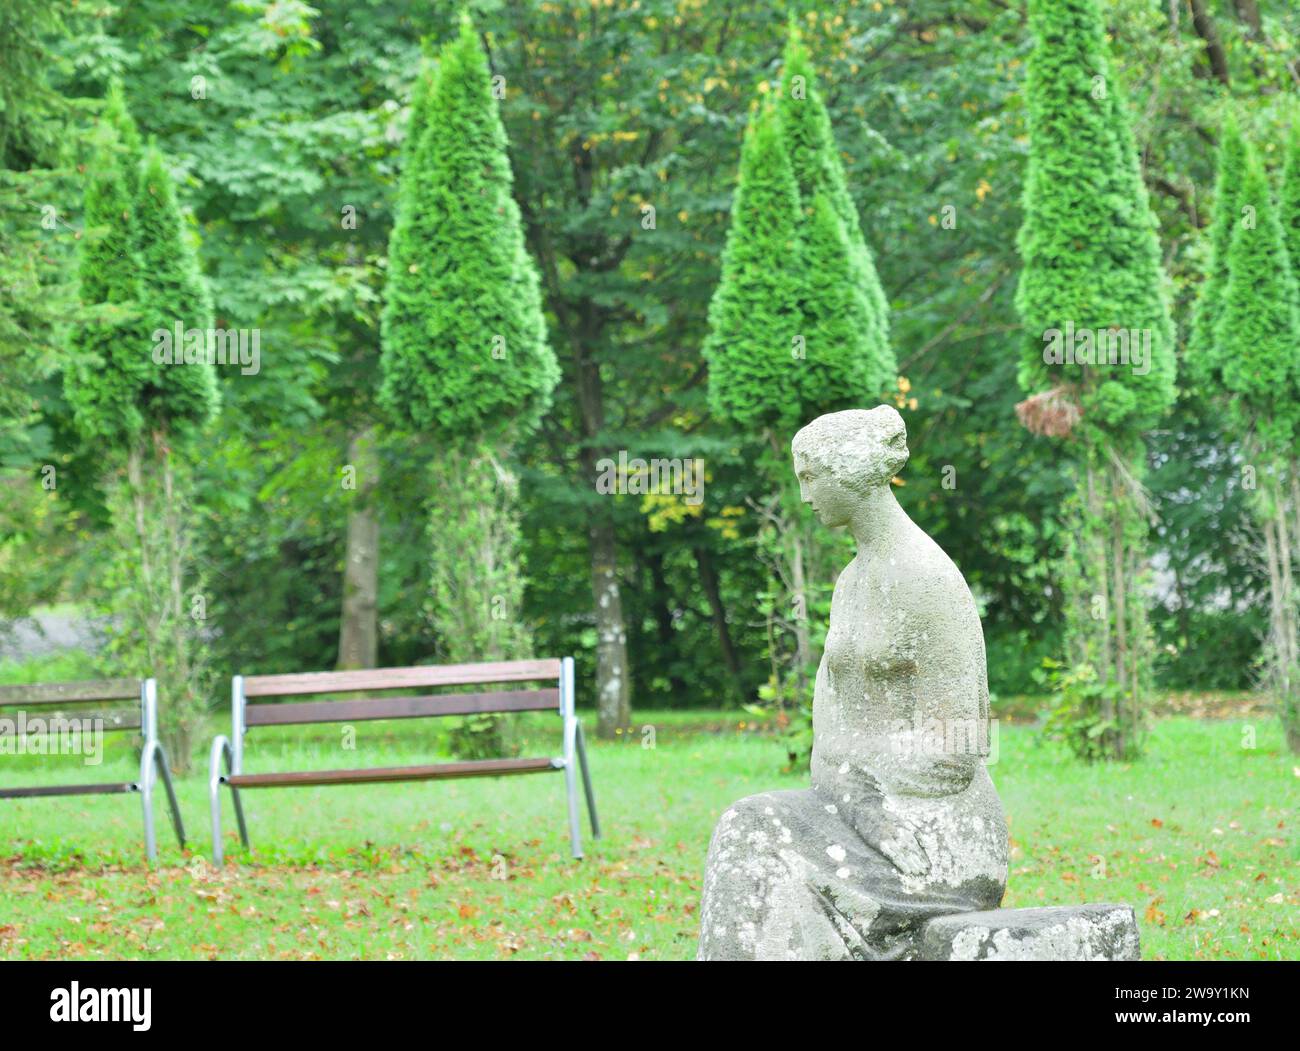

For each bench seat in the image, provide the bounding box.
[0,781,137,799]
[224,756,558,788]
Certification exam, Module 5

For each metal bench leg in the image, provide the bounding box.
[156,743,186,848]
[562,754,583,860]
[575,722,600,839]
[209,736,249,865]
[231,782,248,848]
[559,657,584,860]
[139,739,185,864]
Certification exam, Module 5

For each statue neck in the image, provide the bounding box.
[848,484,910,552]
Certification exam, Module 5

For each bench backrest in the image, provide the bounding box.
[0,678,152,736]
[231,659,572,769]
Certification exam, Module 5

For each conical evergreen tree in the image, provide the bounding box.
[703,101,804,433]
[63,127,152,445]
[104,80,143,194]
[777,23,893,395]
[379,13,558,445]
[704,42,901,721]
[1188,114,1248,388]
[378,15,559,755]
[64,92,219,771]
[1216,149,1300,453]
[1014,0,1177,759]
[1211,145,1300,754]
[1099,72,1176,429]
[134,146,220,439]
[1016,0,1174,439]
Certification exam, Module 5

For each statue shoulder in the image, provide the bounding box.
[889,530,977,619]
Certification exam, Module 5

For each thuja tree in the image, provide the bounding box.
[1282,124,1300,308]
[777,23,893,396]
[703,102,803,435]
[704,101,808,706]
[1210,147,1300,752]
[379,15,558,751]
[705,35,895,712]
[65,101,218,770]
[1014,0,1176,760]
[1187,114,1246,390]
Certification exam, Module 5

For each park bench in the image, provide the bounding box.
[209,656,599,863]
[0,677,185,862]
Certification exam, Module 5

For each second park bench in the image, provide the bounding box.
[208,657,599,863]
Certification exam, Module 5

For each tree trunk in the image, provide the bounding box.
[1232,0,1264,38]
[789,524,813,700]
[125,444,159,671]
[574,325,632,738]
[1107,459,1131,758]
[1084,457,1115,744]
[337,426,380,670]
[645,546,687,698]
[588,512,631,737]
[693,544,743,692]
[1189,0,1232,85]
[159,444,196,770]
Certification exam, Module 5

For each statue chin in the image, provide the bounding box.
[697,406,1009,962]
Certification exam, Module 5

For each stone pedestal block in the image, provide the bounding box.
[919,904,1141,961]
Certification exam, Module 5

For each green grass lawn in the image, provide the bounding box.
[0,709,1295,960]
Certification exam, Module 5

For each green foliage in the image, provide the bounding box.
[65,94,217,451]
[0,0,75,450]
[1014,0,1182,761]
[706,28,895,439]
[778,23,893,395]
[62,127,153,448]
[703,103,803,433]
[99,449,211,767]
[103,81,143,195]
[1214,147,1300,453]
[1039,657,1130,763]
[1188,115,1247,389]
[133,147,220,440]
[379,14,558,445]
[1282,123,1300,303]
[1148,412,1269,692]
[0,0,69,168]
[427,446,530,759]
[6,0,1297,753]
[798,193,884,412]
[1053,449,1156,761]
[1015,0,1175,439]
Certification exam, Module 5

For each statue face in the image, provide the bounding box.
[795,452,855,529]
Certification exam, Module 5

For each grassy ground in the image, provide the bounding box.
[0,705,1295,960]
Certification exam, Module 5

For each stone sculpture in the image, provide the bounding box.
[698,405,1139,961]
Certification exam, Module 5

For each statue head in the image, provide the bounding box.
[791,406,909,528]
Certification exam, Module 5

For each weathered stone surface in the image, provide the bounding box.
[919,904,1141,961]
[698,407,1009,960]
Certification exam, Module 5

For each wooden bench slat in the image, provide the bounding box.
[226,756,557,788]
[243,688,560,727]
[242,659,562,698]
[0,709,141,732]
[0,679,141,706]
[0,782,136,799]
